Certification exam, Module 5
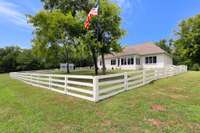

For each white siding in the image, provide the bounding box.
[98,53,173,70]
[98,55,139,70]
[164,54,173,66]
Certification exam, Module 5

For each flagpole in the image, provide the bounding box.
[95,0,99,7]
[96,0,100,41]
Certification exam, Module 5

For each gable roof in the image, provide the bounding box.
[104,42,167,59]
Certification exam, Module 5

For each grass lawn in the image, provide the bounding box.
[0,72,200,133]
[52,68,134,75]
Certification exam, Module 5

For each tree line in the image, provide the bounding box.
[0,46,93,73]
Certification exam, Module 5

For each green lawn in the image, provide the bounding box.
[53,68,133,75]
[0,72,200,133]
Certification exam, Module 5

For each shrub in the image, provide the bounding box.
[191,63,200,71]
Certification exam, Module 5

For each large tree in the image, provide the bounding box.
[85,0,125,74]
[29,0,93,73]
[174,14,200,68]
[30,0,124,75]
[29,10,83,73]
[16,49,43,71]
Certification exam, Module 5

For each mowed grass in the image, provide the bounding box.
[0,72,200,133]
[53,68,133,75]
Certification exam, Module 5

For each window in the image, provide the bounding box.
[121,58,127,65]
[127,58,134,65]
[136,58,140,65]
[153,56,157,63]
[128,58,131,65]
[131,58,134,65]
[145,57,149,64]
[149,57,153,63]
[124,58,127,65]
[145,56,157,64]
[111,59,116,65]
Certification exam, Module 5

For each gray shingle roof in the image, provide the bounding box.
[104,42,166,59]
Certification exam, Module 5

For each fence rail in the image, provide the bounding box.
[10,65,187,102]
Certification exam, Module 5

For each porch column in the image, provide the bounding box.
[134,56,136,67]
[118,58,121,67]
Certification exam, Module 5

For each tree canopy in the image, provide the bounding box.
[174,14,200,68]
[28,0,124,75]
[156,14,200,71]
[0,46,43,73]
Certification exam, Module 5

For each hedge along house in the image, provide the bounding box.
[98,43,173,70]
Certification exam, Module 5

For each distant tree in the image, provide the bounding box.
[16,49,43,71]
[174,14,200,68]
[0,46,20,73]
[156,39,173,54]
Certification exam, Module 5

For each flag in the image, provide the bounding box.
[84,0,99,30]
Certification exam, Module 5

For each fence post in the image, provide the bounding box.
[143,70,146,85]
[93,76,99,102]
[154,69,157,80]
[64,75,68,95]
[124,72,128,91]
[49,75,51,89]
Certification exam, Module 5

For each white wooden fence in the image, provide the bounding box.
[10,65,187,102]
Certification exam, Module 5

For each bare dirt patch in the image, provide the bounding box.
[169,94,188,99]
[96,111,105,117]
[148,119,163,127]
[151,104,166,112]
[101,120,112,127]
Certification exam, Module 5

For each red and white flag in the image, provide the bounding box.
[84,1,99,30]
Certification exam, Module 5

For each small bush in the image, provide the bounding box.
[191,63,200,71]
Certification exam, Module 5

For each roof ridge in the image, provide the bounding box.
[123,42,155,48]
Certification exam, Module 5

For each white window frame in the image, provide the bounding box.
[145,56,157,64]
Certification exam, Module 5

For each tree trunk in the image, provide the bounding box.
[64,44,70,74]
[101,53,106,75]
[67,63,70,74]
[92,50,98,75]
[66,50,70,74]
[89,43,98,75]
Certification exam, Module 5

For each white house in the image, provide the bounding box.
[98,43,173,70]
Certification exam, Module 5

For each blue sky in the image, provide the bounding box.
[0,0,200,48]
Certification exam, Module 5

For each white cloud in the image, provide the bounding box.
[113,0,131,9]
[0,0,30,28]
[112,0,142,13]
[112,0,143,25]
